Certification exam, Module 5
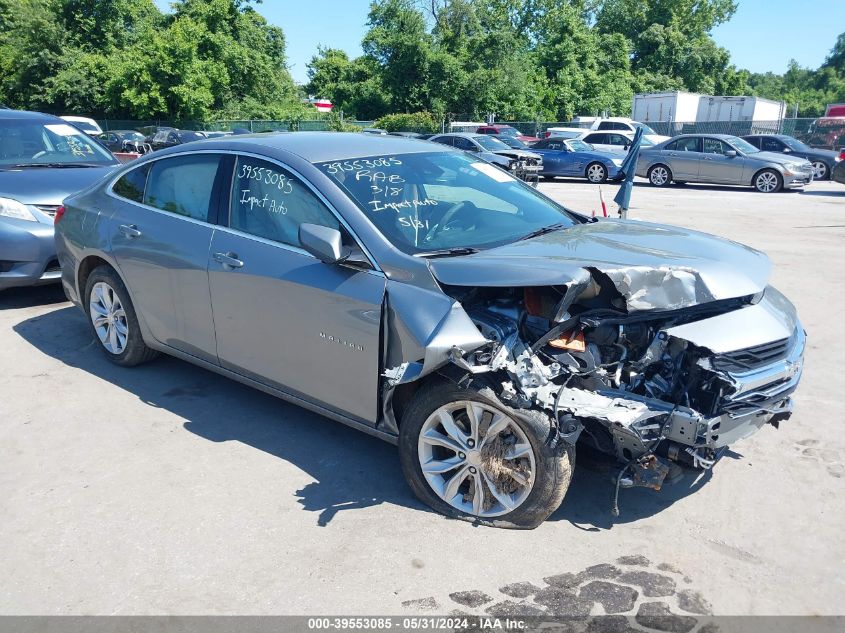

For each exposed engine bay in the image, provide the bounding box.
[383,269,805,515]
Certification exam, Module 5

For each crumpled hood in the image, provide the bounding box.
[0,165,116,205]
[429,219,771,311]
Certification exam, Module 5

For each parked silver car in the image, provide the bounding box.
[0,110,119,291]
[637,134,814,192]
[55,133,805,528]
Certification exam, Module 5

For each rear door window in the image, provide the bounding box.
[228,156,339,248]
[667,137,701,152]
[112,163,151,203]
[453,137,477,151]
[143,154,221,222]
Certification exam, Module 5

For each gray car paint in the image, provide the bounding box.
[636,134,814,188]
[0,166,117,291]
[55,133,804,487]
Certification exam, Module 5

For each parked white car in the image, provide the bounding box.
[542,127,587,139]
[589,117,670,145]
[575,130,657,153]
[60,116,103,136]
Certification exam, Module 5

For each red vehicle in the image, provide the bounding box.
[475,124,539,143]
[824,104,845,117]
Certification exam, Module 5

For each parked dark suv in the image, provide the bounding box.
[742,134,841,181]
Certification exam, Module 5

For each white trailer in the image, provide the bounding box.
[632,92,702,122]
[696,96,785,122]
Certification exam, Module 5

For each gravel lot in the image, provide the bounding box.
[1,179,843,617]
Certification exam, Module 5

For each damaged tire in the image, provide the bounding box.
[399,380,574,529]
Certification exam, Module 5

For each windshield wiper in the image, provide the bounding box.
[0,162,104,170]
[414,247,479,258]
[518,222,568,241]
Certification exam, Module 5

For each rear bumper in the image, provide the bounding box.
[0,218,60,291]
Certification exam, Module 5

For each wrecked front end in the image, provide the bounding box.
[382,259,805,514]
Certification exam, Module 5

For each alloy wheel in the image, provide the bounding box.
[417,401,536,518]
[587,164,606,183]
[755,171,779,193]
[650,166,669,186]
[89,281,129,354]
[811,161,827,180]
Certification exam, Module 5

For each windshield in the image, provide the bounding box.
[781,136,809,151]
[120,131,145,141]
[497,136,527,149]
[178,131,205,143]
[71,121,98,133]
[633,122,657,135]
[726,136,760,154]
[565,139,593,152]
[317,151,578,255]
[474,135,510,151]
[495,126,519,137]
[0,119,116,167]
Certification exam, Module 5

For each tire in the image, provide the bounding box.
[85,265,159,366]
[540,175,556,182]
[648,164,672,187]
[399,379,575,529]
[753,168,783,193]
[585,162,608,183]
[810,161,829,181]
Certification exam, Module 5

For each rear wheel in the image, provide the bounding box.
[85,266,158,366]
[753,169,782,193]
[399,380,574,529]
[648,164,672,187]
[586,162,608,183]
[811,161,829,180]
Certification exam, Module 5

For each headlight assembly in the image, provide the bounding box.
[0,197,37,222]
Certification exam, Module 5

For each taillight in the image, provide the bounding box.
[839,149,845,161]
[54,205,66,225]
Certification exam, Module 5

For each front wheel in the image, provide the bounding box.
[85,266,159,366]
[586,162,608,183]
[399,381,574,529]
[648,164,672,187]
[754,169,783,193]
[811,161,829,180]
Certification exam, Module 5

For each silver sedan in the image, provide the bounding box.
[636,134,814,192]
[55,133,804,528]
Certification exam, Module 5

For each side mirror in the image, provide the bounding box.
[725,150,738,158]
[299,223,347,264]
[783,148,792,153]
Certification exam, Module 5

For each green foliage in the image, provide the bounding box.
[748,35,845,118]
[323,111,363,132]
[0,0,302,120]
[1,0,842,123]
[374,111,440,132]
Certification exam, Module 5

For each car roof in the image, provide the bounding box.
[435,132,481,139]
[151,131,453,163]
[672,133,736,140]
[0,109,65,122]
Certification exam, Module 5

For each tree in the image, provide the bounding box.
[0,0,303,120]
[594,0,746,95]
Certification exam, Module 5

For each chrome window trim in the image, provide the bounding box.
[105,148,382,273]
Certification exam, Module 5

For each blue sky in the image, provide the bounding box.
[155,1,845,84]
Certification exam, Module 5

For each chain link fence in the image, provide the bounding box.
[491,118,844,149]
[92,116,845,149]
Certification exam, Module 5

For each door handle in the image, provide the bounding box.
[119,224,142,238]
[213,251,244,269]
